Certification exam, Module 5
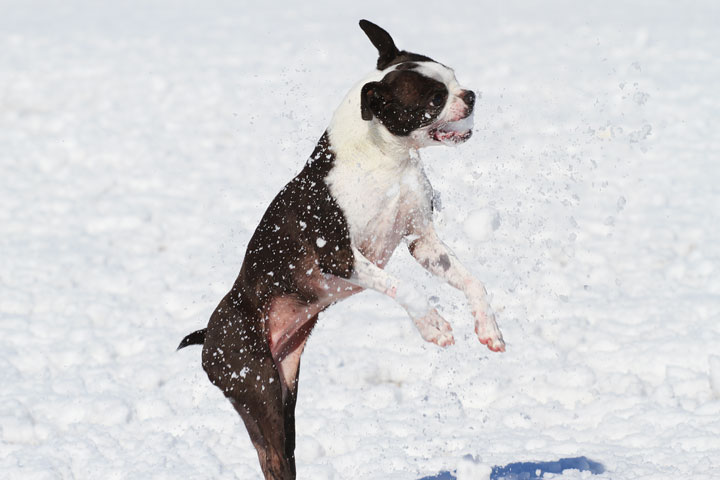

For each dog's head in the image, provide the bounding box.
[358,20,475,148]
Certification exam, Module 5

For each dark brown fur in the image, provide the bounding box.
[361,69,448,135]
[178,20,448,479]
[359,19,434,70]
[200,132,352,479]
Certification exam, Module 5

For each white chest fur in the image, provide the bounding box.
[325,145,433,266]
[323,67,440,266]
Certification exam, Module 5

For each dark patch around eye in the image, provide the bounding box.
[430,91,447,107]
[364,70,448,136]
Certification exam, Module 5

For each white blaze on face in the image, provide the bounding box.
[412,61,458,86]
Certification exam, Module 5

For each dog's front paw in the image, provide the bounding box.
[473,309,505,352]
[413,308,455,347]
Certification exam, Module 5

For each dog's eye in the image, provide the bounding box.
[429,92,446,108]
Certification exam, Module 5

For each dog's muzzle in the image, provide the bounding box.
[429,90,475,145]
[429,118,473,144]
[460,90,476,112]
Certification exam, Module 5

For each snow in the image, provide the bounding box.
[463,207,500,242]
[2,0,720,479]
[456,455,492,480]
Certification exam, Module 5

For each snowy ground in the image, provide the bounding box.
[2,1,719,479]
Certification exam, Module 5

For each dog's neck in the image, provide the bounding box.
[326,75,417,171]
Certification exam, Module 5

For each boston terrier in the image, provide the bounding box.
[178,19,505,480]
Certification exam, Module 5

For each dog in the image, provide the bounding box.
[178,19,505,480]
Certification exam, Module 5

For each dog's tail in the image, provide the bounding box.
[177,328,207,350]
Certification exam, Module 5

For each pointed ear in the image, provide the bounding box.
[360,81,390,121]
[359,20,400,70]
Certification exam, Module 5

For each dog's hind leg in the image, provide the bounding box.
[269,312,320,477]
[280,357,301,477]
[228,386,292,480]
[202,309,295,480]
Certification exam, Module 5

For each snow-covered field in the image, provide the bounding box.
[2,1,719,478]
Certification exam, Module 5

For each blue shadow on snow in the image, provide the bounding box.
[419,456,605,480]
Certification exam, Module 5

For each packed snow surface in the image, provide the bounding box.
[2,1,719,479]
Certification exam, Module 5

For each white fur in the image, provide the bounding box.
[345,246,455,347]
[325,61,462,250]
[325,66,432,260]
[323,60,505,352]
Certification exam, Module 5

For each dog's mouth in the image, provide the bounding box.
[428,115,474,145]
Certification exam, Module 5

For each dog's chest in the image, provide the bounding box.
[326,157,432,266]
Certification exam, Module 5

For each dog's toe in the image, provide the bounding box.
[474,311,505,353]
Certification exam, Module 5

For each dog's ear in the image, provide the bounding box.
[360,81,392,121]
[359,20,400,70]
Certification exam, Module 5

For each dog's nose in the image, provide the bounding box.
[461,90,476,110]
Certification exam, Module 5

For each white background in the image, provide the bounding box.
[1,1,719,478]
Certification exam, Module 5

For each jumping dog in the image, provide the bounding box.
[178,19,505,480]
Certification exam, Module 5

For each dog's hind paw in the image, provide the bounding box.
[413,308,455,347]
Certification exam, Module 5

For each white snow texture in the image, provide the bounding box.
[1,1,719,479]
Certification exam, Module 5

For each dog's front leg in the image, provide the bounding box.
[408,228,505,352]
[346,247,455,347]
